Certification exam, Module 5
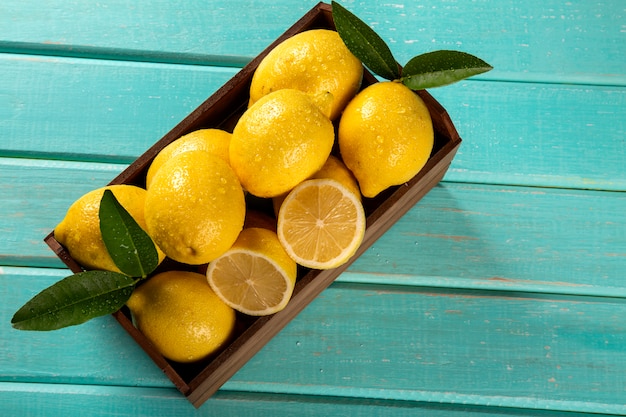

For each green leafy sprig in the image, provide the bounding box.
[331,1,493,89]
[11,190,158,331]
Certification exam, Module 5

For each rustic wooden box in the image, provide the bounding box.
[44,2,461,408]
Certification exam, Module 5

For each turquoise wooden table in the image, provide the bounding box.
[2,1,625,415]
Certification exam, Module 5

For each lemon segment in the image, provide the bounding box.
[126,270,236,363]
[207,227,297,316]
[277,178,366,270]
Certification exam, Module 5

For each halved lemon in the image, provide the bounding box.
[277,178,366,270]
[206,227,297,316]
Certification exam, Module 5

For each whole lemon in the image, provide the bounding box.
[54,184,165,272]
[126,270,236,363]
[144,150,245,265]
[145,128,232,188]
[338,82,435,198]
[249,29,363,120]
[230,89,334,198]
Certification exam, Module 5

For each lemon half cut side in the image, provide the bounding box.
[277,178,366,270]
[207,228,297,316]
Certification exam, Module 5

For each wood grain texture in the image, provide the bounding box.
[228,284,626,414]
[2,57,624,190]
[1,0,624,85]
[1,268,169,387]
[431,81,626,191]
[0,53,237,163]
[349,182,626,296]
[3,267,625,414]
[1,384,612,417]
[3,158,624,295]
[2,0,625,414]
[0,158,125,267]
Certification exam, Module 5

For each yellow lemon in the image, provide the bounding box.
[250,29,363,120]
[338,81,435,198]
[207,227,297,316]
[126,270,236,363]
[146,128,231,188]
[230,89,334,198]
[277,178,366,270]
[55,184,165,273]
[144,150,245,265]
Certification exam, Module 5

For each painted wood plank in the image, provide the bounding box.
[2,267,169,387]
[3,267,626,414]
[0,158,125,267]
[349,182,626,297]
[0,53,237,163]
[1,0,625,85]
[430,80,626,191]
[2,0,624,415]
[0,383,610,417]
[227,284,626,414]
[2,55,625,191]
[3,158,624,295]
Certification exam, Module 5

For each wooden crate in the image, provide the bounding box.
[44,1,462,408]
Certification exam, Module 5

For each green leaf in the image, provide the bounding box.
[332,1,400,81]
[11,271,136,331]
[99,189,158,278]
[401,50,493,90]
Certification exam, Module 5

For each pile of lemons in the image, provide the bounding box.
[54,29,434,363]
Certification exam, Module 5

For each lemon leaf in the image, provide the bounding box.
[331,1,400,81]
[99,189,158,278]
[401,50,493,89]
[11,271,136,331]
